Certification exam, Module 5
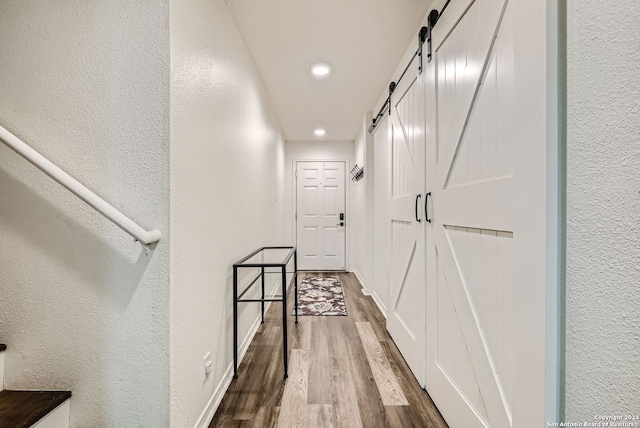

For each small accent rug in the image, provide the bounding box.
[292,276,348,316]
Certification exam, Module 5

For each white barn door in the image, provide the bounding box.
[424,0,558,426]
[296,161,346,271]
[387,58,426,386]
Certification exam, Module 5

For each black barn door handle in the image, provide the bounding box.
[425,192,432,223]
[415,194,422,222]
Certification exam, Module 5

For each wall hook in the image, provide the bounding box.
[351,165,364,181]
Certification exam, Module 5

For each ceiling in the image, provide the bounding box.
[225,0,433,142]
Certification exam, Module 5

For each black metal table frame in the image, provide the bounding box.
[233,246,298,378]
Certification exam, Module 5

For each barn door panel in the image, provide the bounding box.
[387,58,427,386]
[424,0,526,426]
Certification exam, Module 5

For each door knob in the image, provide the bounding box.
[336,222,345,227]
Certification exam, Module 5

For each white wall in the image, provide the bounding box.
[284,141,354,257]
[565,0,640,420]
[351,124,366,283]
[371,117,391,316]
[364,115,376,294]
[0,1,170,427]
[350,114,375,293]
[170,0,286,426]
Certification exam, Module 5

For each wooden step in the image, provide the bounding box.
[0,390,71,427]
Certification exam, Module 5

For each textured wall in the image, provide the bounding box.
[351,124,367,284]
[566,0,640,420]
[372,117,390,315]
[170,0,286,426]
[349,114,375,291]
[0,1,170,427]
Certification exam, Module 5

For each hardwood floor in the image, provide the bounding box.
[211,272,448,428]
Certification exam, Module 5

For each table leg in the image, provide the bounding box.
[294,250,298,324]
[282,264,288,378]
[261,266,265,323]
[233,266,238,378]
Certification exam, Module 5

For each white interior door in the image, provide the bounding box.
[296,161,346,271]
[387,57,426,386]
[424,0,557,426]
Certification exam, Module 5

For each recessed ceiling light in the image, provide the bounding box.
[314,128,326,137]
[311,63,331,78]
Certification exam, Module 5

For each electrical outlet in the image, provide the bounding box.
[204,352,212,376]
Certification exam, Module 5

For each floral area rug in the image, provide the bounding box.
[292,276,347,316]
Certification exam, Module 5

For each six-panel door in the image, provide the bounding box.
[296,161,346,271]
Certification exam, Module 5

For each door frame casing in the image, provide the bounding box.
[292,159,350,271]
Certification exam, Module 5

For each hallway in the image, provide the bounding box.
[1,0,638,425]
[211,272,448,427]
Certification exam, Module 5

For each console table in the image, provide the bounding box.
[233,246,298,378]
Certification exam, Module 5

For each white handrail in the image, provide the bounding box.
[0,125,161,247]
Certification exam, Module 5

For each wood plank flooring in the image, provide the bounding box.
[211,272,448,428]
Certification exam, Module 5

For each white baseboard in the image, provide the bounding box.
[193,359,234,428]
[194,280,282,428]
[351,269,366,289]
[368,291,387,319]
[351,270,387,319]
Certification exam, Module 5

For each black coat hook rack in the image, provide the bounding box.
[351,165,364,182]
